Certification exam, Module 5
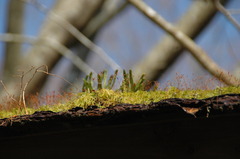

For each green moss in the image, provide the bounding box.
[0,107,36,119]
[38,86,240,114]
[0,70,239,119]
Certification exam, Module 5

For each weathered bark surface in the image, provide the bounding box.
[1,115,240,158]
[0,93,239,133]
[0,94,239,158]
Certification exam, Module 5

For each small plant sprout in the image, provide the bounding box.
[82,70,119,92]
[97,70,118,90]
[82,70,146,93]
[120,70,146,92]
[82,72,94,92]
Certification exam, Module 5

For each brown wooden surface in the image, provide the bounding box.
[0,114,240,159]
[0,94,239,159]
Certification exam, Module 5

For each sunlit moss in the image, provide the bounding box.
[41,86,240,112]
[0,107,36,119]
[0,86,239,119]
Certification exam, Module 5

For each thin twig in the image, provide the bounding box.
[17,66,38,114]
[127,0,240,86]
[0,80,19,104]
[18,65,76,114]
[36,65,74,88]
[214,0,240,31]
[18,66,35,111]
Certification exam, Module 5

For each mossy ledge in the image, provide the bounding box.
[1,70,240,119]
[0,86,239,119]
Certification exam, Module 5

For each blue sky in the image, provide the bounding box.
[0,0,7,71]
[0,0,240,91]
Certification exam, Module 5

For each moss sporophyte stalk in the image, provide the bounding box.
[0,70,239,119]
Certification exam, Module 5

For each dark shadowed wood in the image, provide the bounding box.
[0,94,239,158]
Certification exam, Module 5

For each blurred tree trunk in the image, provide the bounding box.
[132,0,229,82]
[3,0,24,81]
[0,0,104,98]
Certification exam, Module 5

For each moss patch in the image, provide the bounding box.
[1,86,239,119]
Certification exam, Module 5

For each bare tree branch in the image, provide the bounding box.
[0,33,34,44]
[83,0,129,37]
[128,0,240,86]
[132,0,228,82]
[214,0,240,31]
[0,33,96,75]
[25,0,122,71]
[228,9,240,14]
